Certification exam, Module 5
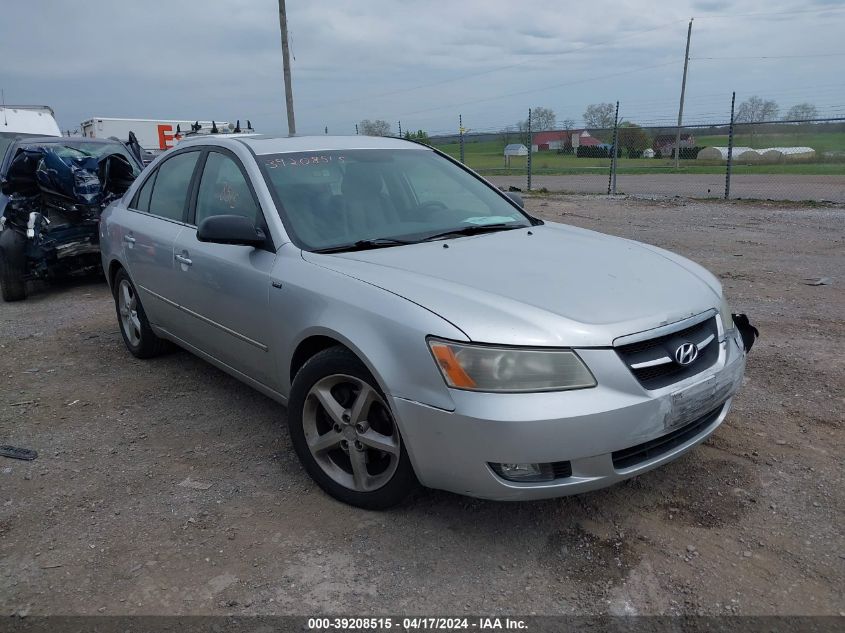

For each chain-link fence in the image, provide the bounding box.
[432,107,845,204]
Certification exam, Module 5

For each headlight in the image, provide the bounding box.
[720,296,734,331]
[427,338,596,392]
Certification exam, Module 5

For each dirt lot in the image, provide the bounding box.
[1,196,843,617]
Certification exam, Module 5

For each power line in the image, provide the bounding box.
[389,59,682,119]
[694,6,845,19]
[693,53,845,60]
[303,18,689,110]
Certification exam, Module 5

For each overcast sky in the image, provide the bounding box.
[2,0,843,137]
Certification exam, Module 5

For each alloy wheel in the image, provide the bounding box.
[118,279,142,347]
[302,374,400,492]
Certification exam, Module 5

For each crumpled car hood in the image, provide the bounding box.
[303,222,723,347]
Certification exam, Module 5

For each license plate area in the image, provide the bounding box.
[665,369,738,431]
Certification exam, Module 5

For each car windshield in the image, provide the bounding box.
[259,148,531,251]
[40,141,143,176]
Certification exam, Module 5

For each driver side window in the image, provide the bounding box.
[195,152,261,226]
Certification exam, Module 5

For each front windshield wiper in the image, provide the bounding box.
[312,237,418,254]
[421,223,525,242]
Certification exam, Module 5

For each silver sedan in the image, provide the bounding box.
[100,135,755,509]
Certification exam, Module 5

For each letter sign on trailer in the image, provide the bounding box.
[157,124,174,150]
[157,124,186,150]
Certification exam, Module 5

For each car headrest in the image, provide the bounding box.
[341,163,383,198]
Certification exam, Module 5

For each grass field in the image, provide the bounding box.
[432,135,845,176]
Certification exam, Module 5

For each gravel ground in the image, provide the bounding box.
[488,174,845,203]
[1,196,843,617]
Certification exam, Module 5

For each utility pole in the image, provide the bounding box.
[608,101,619,195]
[278,0,296,136]
[398,121,402,137]
[459,114,465,164]
[355,123,359,135]
[725,91,736,200]
[673,18,693,169]
[526,108,532,191]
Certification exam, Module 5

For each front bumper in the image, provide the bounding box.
[392,328,747,500]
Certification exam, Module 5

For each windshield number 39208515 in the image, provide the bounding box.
[265,155,345,169]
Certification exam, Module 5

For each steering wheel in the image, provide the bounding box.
[414,200,450,219]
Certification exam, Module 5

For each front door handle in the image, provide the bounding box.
[175,254,192,266]
[123,235,136,244]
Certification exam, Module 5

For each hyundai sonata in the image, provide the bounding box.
[100,135,756,509]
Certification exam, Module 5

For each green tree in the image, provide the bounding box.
[403,129,430,144]
[617,122,651,157]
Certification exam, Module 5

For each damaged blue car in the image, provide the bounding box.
[0,136,143,301]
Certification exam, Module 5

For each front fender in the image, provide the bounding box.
[270,246,465,411]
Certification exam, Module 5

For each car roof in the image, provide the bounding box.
[223,135,426,155]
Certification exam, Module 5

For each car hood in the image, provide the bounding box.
[302,222,722,347]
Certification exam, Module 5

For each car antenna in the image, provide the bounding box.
[211,121,218,134]
[247,119,252,131]
[234,119,241,133]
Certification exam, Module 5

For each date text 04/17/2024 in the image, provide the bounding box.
[306,617,528,631]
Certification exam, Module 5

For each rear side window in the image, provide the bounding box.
[195,151,260,225]
[148,151,200,221]
[134,172,156,212]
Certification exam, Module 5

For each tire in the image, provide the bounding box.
[112,268,168,359]
[288,347,419,509]
[0,229,27,302]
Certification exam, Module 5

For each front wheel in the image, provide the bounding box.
[287,347,418,509]
[0,229,27,302]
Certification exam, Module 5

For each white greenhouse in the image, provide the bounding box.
[697,146,816,163]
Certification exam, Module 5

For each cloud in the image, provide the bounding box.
[692,1,731,11]
[1,0,842,136]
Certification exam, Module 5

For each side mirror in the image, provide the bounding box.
[197,214,265,247]
[505,191,524,208]
[0,178,12,196]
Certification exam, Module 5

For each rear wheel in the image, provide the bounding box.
[288,347,418,509]
[113,268,167,358]
[0,229,27,302]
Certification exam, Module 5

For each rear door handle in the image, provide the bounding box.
[123,235,136,244]
[175,254,192,266]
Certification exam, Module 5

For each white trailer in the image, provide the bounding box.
[1,105,61,137]
[80,118,235,153]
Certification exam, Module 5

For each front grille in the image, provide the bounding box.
[616,316,719,390]
[611,405,723,470]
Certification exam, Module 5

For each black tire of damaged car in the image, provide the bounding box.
[0,228,27,301]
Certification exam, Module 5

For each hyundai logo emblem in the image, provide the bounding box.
[675,342,699,366]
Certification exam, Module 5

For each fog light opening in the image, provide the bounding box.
[490,462,555,482]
